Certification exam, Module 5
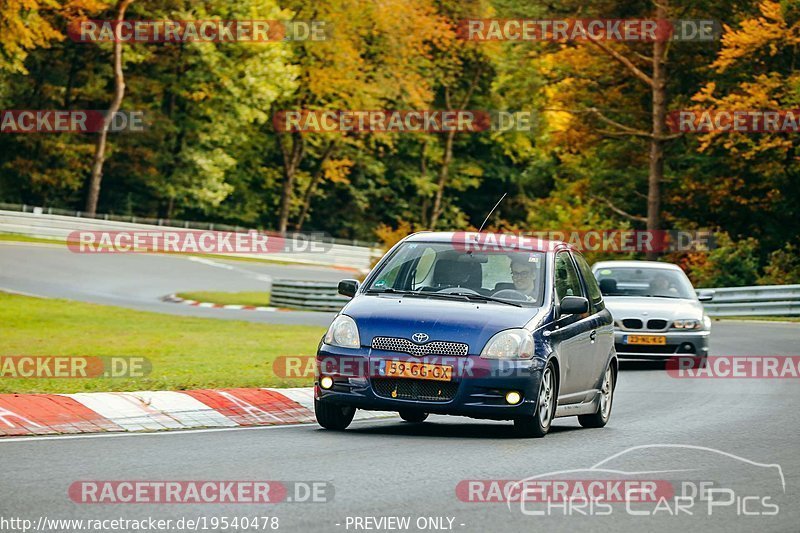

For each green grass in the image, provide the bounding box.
[0,233,63,245]
[715,316,800,323]
[176,291,272,307]
[0,291,324,394]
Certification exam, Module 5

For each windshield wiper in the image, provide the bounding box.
[367,288,470,302]
[366,288,523,307]
[365,288,417,295]
[436,292,524,308]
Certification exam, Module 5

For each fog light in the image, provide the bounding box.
[505,391,522,405]
[320,376,334,390]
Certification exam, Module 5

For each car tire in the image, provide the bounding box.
[578,363,615,429]
[314,398,356,430]
[398,410,429,423]
[514,361,556,438]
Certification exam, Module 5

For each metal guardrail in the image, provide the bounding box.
[269,280,351,312]
[0,208,381,272]
[270,281,800,315]
[1,205,796,316]
[698,284,800,317]
[0,203,379,248]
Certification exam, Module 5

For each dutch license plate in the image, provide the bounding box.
[625,335,667,345]
[383,360,453,381]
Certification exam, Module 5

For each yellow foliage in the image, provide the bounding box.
[322,157,354,184]
[373,221,414,262]
[712,1,800,72]
[0,0,107,73]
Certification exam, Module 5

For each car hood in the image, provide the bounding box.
[603,296,705,321]
[342,294,539,354]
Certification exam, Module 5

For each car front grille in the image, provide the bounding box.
[371,336,469,357]
[620,318,669,331]
[622,319,643,329]
[372,378,459,402]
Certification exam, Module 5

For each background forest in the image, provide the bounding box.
[1,0,799,286]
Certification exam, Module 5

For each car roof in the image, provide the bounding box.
[403,231,571,252]
[591,260,684,271]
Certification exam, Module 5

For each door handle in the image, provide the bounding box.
[589,330,597,343]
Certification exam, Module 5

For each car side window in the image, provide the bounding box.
[573,252,603,308]
[554,251,584,301]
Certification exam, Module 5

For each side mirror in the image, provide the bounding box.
[560,296,589,315]
[338,279,360,298]
[697,291,714,302]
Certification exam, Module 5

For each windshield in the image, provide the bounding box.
[365,242,546,306]
[593,266,696,299]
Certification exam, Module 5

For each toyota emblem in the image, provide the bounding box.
[412,333,429,344]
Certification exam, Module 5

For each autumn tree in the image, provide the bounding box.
[273,0,454,234]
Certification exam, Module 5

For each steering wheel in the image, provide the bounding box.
[435,287,481,295]
[491,289,530,301]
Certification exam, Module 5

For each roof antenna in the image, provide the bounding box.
[477,193,507,233]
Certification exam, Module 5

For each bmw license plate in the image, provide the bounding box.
[624,335,666,345]
[383,360,453,381]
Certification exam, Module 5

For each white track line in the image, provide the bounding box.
[0,416,398,443]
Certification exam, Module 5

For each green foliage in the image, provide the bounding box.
[0,0,797,281]
[760,245,800,285]
[685,233,762,288]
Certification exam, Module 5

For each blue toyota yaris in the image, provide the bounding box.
[314,232,617,437]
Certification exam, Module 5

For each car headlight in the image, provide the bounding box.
[481,329,534,359]
[324,315,360,348]
[671,319,703,330]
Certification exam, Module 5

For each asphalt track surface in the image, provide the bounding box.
[1,242,799,532]
[0,242,344,325]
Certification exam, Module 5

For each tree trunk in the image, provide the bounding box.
[429,128,455,230]
[295,141,336,231]
[277,132,305,236]
[420,140,429,228]
[647,0,668,260]
[427,68,482,230]
[85,0,134,216]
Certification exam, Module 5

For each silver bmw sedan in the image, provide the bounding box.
[591,260,712,364]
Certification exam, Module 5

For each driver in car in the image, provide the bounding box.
[650,273,677,297]
[510,256,539,301]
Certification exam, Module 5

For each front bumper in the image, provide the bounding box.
[314,346,545,420]
[614,329,710,360]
